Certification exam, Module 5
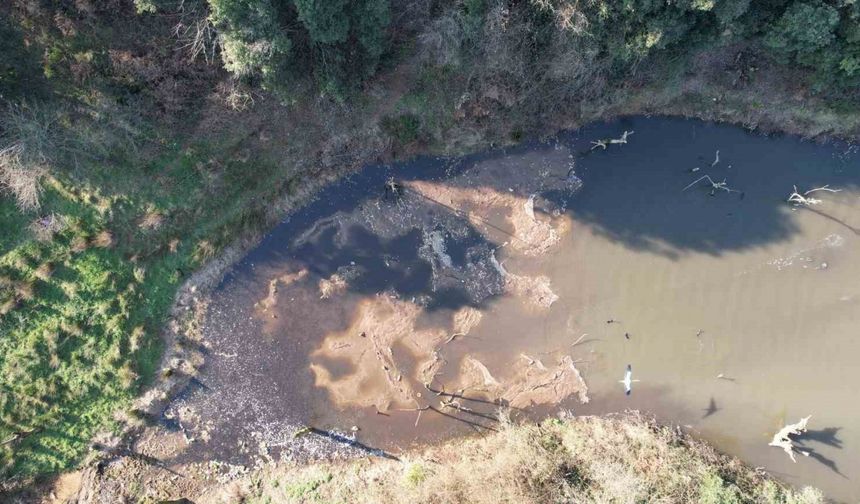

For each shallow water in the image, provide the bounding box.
[165,117,860,500]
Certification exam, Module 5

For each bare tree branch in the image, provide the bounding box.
[769,415,811,463]
[682,175,742,195]
[787,185,841,206]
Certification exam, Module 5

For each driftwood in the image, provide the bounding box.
[609,130,634,144]
[787,185,841,206]
[440,398,474,413]
[769,415,811,462]
[591,130,633,150]
[395,405,431,427]
[570,333,589,347]
[590,139,608,150]
[682,175,742,196]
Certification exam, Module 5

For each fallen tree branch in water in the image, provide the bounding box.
[682,175,742,196]
[395,405,431,427]
[787,185,841,206]
[769,415,811,463]
[570,333,589,347]
[609,130,634,144]
[590,130,633,150]
[440,398,474,414]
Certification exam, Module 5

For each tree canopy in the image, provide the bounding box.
[206,0,390,96]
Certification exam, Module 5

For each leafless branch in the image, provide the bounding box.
[570,333,589,347]
[590,139,607,150]
[682,175,742,196]
[172,0,218,64]
[787,185,841,206]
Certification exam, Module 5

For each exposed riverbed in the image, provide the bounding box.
[152,117,860,501]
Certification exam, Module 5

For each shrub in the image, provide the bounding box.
[404,462,427,487]
[381,114,421,144]
[699,472,742,504]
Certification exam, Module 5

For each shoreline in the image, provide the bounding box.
[52,110,854,502]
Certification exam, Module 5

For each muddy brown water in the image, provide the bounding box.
[161,117,860,501]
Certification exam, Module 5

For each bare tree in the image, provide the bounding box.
[172,0,218,64]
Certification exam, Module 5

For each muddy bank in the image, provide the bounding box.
[146,136,591,468]
[90,415,832,504]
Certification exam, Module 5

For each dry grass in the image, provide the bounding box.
[0,103,59,212]
[0,143,46,212]
[137,208,165,231]
[28,213,67,242]
[193,239,216,262]
[214,414,823,504]
[13,281,35,302]
[70,235,90,253]
[91,230,115,248]
[33,262,54,281]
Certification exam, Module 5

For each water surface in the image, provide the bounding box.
[163,117,860,500]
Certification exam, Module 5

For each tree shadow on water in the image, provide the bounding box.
[291,222,496,311]
[559,117,860,258]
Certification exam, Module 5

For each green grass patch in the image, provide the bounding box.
[403,462,427,487]
[284,470,333,499]
[0,136,285,479]
[699,472,742,504]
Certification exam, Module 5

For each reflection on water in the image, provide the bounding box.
[163,117,860,501]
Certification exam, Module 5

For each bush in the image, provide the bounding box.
[381,113,421,144]
[699,472,742,504]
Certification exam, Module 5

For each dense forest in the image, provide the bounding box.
[1,0,859,490]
